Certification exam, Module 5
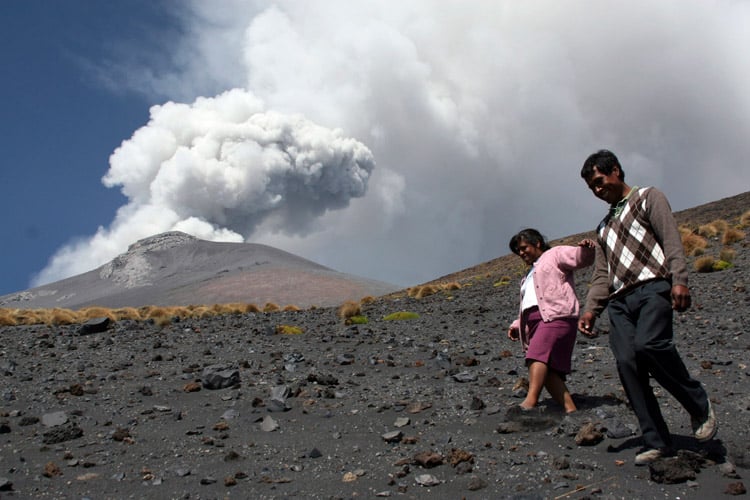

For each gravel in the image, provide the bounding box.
[0,195,748,499]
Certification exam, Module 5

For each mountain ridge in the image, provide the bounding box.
[2,190,747,310]
[0,232,397,310]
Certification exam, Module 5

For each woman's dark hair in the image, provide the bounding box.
[509,228,550,255]
[581,149,625,181]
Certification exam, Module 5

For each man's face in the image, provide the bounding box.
[585,165,625,205]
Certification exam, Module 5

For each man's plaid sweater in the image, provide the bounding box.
[584,186,689,316]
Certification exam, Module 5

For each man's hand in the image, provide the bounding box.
[672,284,692,312]
[507,326,520,341]
[577,311,597,337]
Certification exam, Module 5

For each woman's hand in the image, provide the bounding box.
[577,238,596,248]
[507,326,520,341]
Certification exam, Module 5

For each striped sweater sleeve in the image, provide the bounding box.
[643,188,689,287]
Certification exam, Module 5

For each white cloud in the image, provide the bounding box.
[36,0,750,287]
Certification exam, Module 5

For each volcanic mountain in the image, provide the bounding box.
[0,232,399,310]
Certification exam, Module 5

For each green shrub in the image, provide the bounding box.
[276,324,304,335]
[346,315,369,325]
[494,276,511,287]
[383,311,420,321]
[694,256,732,273]
[712,260,733,271]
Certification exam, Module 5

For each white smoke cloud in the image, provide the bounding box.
[32,88,377,285]
[35,0,750,288]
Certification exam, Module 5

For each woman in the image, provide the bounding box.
[507,228,595,413]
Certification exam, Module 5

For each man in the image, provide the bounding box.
[577,149,717,466]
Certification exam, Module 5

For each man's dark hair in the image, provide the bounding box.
[581,149,625,181]
[509,228,551,255]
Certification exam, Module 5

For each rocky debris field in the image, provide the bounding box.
[1,241,748,500]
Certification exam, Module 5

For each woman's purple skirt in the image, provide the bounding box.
[522,307,577,375]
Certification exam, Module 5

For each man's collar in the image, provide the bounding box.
[610,185,638,217]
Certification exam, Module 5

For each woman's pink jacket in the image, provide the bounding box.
[509,245,595,338]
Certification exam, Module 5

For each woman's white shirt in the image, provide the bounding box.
[520,266,539,312]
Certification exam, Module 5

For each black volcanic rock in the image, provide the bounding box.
[0,192,747,498]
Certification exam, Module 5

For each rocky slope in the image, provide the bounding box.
[0,192,747,499]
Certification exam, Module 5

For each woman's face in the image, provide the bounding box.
[516,239,544,266]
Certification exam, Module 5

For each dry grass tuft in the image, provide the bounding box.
[709,219,729,234]
[740,210,750,228]
[263,302,280,313]
[719,247,736,263]
[360,295,376,304]
[680,230,708,257]
[0,309,18,326]
[408,283,460,299]
[47,308,78,325]
[694,256,715,273]
[414,285,437,299]
[143,306,179,327]
[78,306,117,321]
[692,255,731,273]
[441,282,461,291]
[191,306,213,319]
[153,315,174,328]
[12,309,45,325]
[1,297,309,326]
[697,223,720,238]
[219,303,244,314]
[138,305,159,318]
[212,303,245,315]
[338,300,361,320]
[111,307,142,321]
[722,227,746,246]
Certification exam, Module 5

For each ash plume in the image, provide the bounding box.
[33,0,750,288]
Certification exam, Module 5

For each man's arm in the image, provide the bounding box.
[583,241,610,317]
[646,188,689,287]
[646,188,691,311]
[579,240,609,336]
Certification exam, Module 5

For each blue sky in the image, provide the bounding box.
[2,1,749,298]
[1,1,168,295]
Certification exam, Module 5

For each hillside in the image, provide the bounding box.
[426,190,750,286]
